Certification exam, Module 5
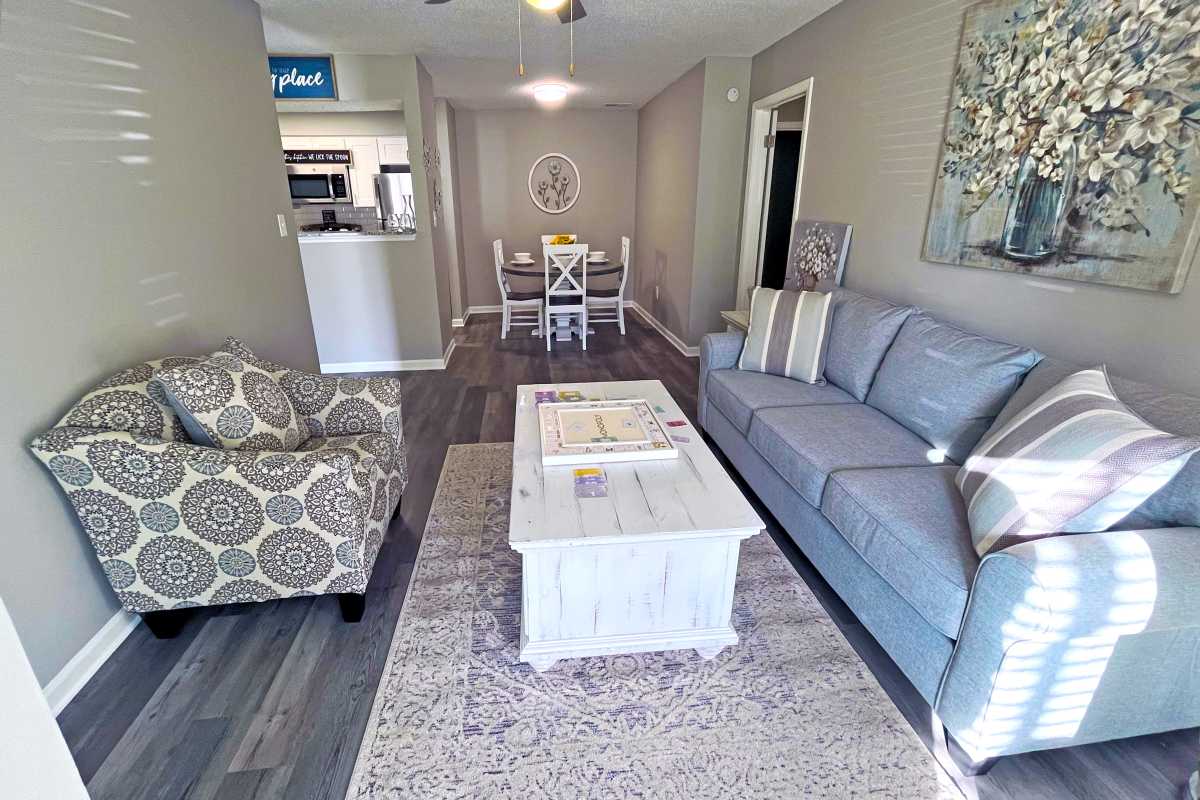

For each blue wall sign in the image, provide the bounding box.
[269,55,337,100]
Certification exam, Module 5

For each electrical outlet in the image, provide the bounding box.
[276,214,287,237]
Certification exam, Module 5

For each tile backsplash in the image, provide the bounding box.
[292,204,381,230]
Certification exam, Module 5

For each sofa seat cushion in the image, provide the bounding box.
[748,404,942,506]
[822,466,979,638]
[707,369,856,433]
[300,432,401,485]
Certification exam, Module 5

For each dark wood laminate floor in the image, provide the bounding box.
[60,313,1197,800]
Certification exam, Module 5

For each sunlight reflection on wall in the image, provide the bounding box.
[2,0,188,328]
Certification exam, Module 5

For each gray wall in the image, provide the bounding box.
[689,57,752,345]
[750,0,1200,394]
[633,62,705,341]
[436,100,469,321]
[634,58,751,347]
[416,60,455,353]
[277,111,406,137]
[455,109,639,308]
[0,0,319,683]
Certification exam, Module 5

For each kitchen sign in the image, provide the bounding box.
[284,150,352,164]
[269,55,337,100]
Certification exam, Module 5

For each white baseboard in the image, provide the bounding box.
[627,302,699,357]
[43,610,139,716]
[451,317,466,328]
[442,336,457,367]
[320,358,447,372]
[466,305,502,316]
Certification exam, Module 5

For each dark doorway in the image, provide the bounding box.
[759,130,803,289]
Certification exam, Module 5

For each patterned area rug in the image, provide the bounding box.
[347,443,959,799]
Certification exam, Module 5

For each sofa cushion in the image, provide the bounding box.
[866,313,1041,464]
[960,367,1200,556]
[748,404,940,506]
[825,290,913,401]
[991,358,1200,531]
[822,466,979,638]
[155,355,305,452]
[707,369,856,433]
[738,287,834,384]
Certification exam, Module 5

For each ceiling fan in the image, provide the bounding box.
[424,0,587,24]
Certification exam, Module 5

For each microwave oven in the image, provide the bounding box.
[286,163,353,204]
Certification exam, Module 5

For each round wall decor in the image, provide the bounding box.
[528,153,580,215]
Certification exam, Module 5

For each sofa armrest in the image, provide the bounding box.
[698,332,745,429]
[936,527,1200,759]
[30,428,369,612]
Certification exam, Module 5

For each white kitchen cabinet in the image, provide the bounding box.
[377,136,409,165]
[281,136,347,150]
[345,137,381,209]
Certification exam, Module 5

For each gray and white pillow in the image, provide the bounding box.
[738,288,833,384]
[154,355,305,452]
[957,367,1200,556]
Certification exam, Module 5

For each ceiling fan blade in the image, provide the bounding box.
[424,0,452,4]
[558,0,587,23]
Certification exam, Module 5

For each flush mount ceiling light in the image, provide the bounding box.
[526,0,566,9]
[533,83,568,104]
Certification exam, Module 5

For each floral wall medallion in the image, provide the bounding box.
[784,221,852,293]
[922,0,1200,294]
[528,153,581,215]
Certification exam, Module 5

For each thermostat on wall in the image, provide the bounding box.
[726,87,740,102]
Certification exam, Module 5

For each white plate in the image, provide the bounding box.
[510,259,536,265]
[587,257,607,264]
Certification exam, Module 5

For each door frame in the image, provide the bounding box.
[735,77,814,310]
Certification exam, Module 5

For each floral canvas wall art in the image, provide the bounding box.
[784,220,852,293]
[923,0,1200,293]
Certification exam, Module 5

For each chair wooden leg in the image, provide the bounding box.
[617,300,626,334]
[501,303,509,339]
[338,593,366,623]
[546,305,552,351]
[581,307,588,351]
[141,609,191,639]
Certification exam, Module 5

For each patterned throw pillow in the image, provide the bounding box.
[154,354,305,452]
[957,367,1200,556]
[57,356,203,442]
[737,287,833,385]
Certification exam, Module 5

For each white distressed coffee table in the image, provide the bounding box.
[509,380,764,672]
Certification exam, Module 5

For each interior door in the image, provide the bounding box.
[759,130,804,289]
[753,110,780,297]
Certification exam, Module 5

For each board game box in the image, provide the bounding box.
[538,399,678,466]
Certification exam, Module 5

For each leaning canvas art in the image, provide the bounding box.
[923,0,1200,293]
[783,220,852,293]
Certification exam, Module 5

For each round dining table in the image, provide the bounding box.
[501,260,622,341]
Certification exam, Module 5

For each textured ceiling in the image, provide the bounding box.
[258,0,842,109]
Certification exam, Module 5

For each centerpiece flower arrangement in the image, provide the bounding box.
[939,0,1200,260]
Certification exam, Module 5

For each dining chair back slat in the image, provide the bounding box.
[543,243,589,351]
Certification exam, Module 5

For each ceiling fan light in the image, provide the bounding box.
[533,83,568,104]
[526,0,567,10]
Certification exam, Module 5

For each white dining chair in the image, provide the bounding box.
[586,235,630,335]
[493,239,543,339]
[543,243,589,352]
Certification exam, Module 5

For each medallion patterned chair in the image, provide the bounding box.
[29,338,407,637]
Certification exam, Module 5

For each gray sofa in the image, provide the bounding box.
[699,288,1200,768]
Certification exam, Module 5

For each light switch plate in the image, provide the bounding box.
[276,214,287,237]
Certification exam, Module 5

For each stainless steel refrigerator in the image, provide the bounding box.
[374,164,415,233]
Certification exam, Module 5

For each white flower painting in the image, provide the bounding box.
[923,0,1200,293]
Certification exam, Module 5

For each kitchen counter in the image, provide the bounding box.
[298,231,416,244]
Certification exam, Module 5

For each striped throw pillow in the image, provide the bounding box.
[737,288,833,384]
[957,367,1200,557]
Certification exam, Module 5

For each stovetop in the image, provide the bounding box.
[300,222,364,233]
